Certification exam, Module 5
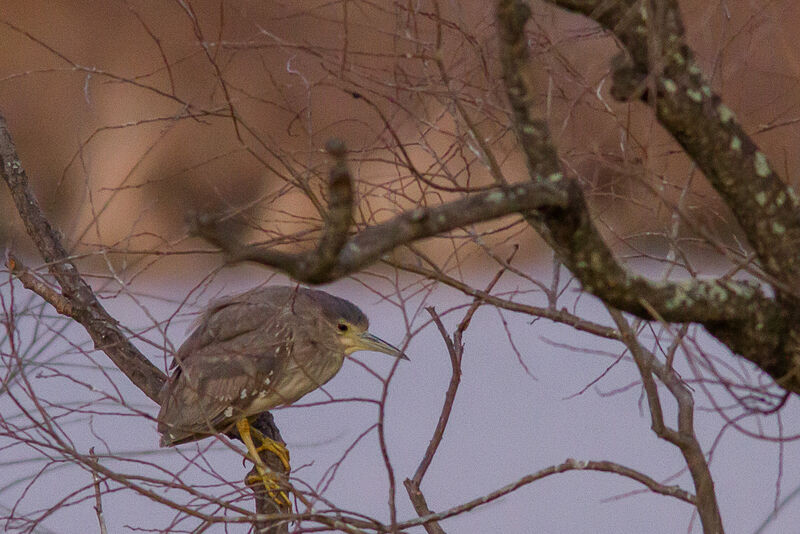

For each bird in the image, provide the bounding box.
[157,285,406,504]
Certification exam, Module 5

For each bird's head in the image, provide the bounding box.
[334,317,407,359]
[305,288,407,360]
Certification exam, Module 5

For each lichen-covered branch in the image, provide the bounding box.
[496,0,797,390]
[545,0,800,294]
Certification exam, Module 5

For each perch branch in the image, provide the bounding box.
[0,113,291,533]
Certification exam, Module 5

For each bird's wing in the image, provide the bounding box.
[158,311,295,446]
[170,288,289,369]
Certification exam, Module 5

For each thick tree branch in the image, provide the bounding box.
[198,139,356,285]
[495,0,799,392]
[315,138,355,274]
[545,0,800,296]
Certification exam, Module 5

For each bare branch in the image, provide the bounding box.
[399,458,695,530]
[390,259,621,340]
[196,168,569,284]
[6,254,74,316]
[608,308,723,534]
[0,114,166,402]
[2,3,795,531]
[0,114,292,533]
[402,307,462,534]
[89,449,109,534]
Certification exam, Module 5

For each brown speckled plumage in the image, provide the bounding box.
[157,285,384,447]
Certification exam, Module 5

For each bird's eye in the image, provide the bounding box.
[337,323,349,332]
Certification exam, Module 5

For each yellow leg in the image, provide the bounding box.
[236,419,291,508]
[250,427,291,472]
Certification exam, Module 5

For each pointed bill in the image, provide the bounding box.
[359,332,408,360]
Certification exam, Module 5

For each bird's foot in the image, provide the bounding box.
[246,467,292,509]
[237,419,292,508]
[253,433,291,472]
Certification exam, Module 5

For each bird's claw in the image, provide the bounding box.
[254,438,291,472]
[246,471,292,509]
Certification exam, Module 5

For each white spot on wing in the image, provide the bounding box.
[240,389,247,399]
[224,406,233,418]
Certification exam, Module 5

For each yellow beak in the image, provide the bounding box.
[355,331,408,360]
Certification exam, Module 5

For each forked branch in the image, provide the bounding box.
[0,114,165,403]
[193,139,569,283]
[496,0,800,393]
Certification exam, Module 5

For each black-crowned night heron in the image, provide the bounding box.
[157,285,406,504]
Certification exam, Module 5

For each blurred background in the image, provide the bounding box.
[1,1,800,533]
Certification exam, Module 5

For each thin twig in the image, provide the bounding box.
[399,458,695,530]
[89,448,109,534]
